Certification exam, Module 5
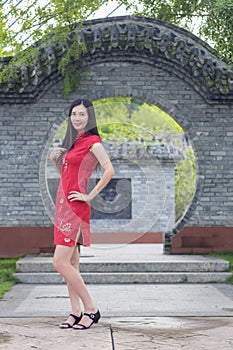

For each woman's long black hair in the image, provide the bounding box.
[56,99,100,166]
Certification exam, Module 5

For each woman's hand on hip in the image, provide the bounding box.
[68,191,91,202]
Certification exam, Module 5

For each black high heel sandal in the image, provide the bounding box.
[59,313,82,329]
[73,310,101,330]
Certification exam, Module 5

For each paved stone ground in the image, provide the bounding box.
[1,245,233,349]
[111,317,233,350]
[0,282,233,349]
[0,317,233,350]
[1,283,233,318]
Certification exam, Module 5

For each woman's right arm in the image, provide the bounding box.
[50,147,67,175]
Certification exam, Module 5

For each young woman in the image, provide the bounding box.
[50,99,114,330]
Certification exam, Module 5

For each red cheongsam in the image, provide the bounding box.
[54,132,102,246]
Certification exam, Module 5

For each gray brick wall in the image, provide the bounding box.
[0,17,233,247]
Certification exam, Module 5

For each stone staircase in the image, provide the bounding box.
[15,253,232,284]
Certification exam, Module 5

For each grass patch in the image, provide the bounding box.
[210,252,233,284]
[0,258,18,299]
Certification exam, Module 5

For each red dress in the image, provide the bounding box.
[54,132,102,247]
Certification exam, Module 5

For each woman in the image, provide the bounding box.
[50,99,114,330]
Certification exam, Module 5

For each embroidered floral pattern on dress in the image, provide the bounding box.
[58,219,72,233]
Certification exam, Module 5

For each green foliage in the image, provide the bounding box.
[94,97,183,135]
[1,0,103,56]
[58,35,87,96]
[209,252,233,284]
[119,0,233,64]
[123,0,207,23]
[0,258,18,299]
[0,45,38,85]
[201,0,233,62]
[175,146,196,220]
[0,0,103,94]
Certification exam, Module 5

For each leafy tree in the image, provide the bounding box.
[0,0,105,94]
[120,0,233,64]
[0,0,104,56]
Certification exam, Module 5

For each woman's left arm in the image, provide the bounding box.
[68,143,114,202]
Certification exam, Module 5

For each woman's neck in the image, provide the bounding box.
[77,129,85,136]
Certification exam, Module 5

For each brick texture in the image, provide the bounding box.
[0,17,233,254]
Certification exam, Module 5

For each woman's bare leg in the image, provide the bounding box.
[53,245,98,327]
[60,246,82,327]
[67,246,81,314]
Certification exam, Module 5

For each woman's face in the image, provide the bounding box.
[70,104,89,134]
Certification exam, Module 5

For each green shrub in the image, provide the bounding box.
[0,259,18,299]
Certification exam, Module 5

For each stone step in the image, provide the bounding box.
[14,271,232,284]
[16,256,229,273]
[14,254,231,284]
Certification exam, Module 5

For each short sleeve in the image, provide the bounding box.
[86,135,102,149]
[89,142,111,166]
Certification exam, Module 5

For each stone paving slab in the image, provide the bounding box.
[111,317,233,350]
[0,318,112,350]
[1,317,233,350]
[1,283,233,318]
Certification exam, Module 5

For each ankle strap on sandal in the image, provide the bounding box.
[83,310,100,323]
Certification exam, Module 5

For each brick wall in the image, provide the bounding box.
[0,17,233,254]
